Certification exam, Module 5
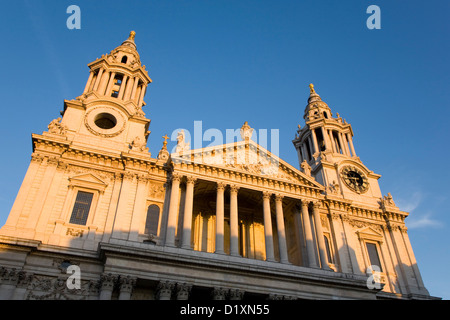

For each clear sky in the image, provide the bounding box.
[0,0,448,299]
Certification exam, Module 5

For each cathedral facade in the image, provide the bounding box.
[0,32,437,300]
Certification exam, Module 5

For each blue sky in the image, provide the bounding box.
[0,0,449,299]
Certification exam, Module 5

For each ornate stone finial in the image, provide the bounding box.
[309,83,315,94]
[240,121,253,141]
[128,31,136,41]
[162,134,169,147]
[158,135,170,161]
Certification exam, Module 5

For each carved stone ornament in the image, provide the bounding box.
[129,136,149,152]
[175,130,190,153]
[48,117,67,135]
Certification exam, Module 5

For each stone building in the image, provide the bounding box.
[0,32,437,300]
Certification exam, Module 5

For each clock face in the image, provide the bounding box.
[340,166,369,193]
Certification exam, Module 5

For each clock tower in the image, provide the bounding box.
[293,84,383,208]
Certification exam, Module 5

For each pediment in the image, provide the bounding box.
[171,140,324,189]
[69,173,108,192]
[356,226,384,242]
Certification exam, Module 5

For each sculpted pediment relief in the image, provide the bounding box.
[171,140,323,189]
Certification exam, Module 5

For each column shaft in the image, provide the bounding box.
[165,174,181,247]
[118,75,128,99]
[181,177,196,249]
[93,68,104,91]
[263,192,275,262]
[312,202,331,270]
[301,201,318,268]
[215,182,225,254]
[83,71,94,94]
[229,185,239,256]
[275,195,289,263]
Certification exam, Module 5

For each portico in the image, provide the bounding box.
[161,137,331,270]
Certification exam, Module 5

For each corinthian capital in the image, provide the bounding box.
[230,184,240,193]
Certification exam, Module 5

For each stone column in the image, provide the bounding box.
[118,75,128,99]
[215,182,226,254]
[131,77,140,100]
[275,194,289,264]
[181,176,196,249]
[348,134,357,157]
[262,191,275,262]
[105,72,116,96]
[83,71,94,94]
[321,127,331,151]
[337,132,346,155]
[138,85,147,108]
[326,130,334,153]
[157,281,175,300]
[165,174,181,247]
[99,274,118,300]
[25,156,59,230]
[98,70,110,95]
[301,201,318,268]
[124,76,134,101]
[128,175,149,241]
[176,283,192,300]
[312,201,331,270]
[229,185,240,256]
[93,68,104,91]
[310,130,319,154]
[118,276,136,300]
[111,172,134,239]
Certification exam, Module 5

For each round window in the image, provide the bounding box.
[94,113,117,129]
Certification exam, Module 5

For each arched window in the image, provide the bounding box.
[145,204,160,236]
[121,55,128,64]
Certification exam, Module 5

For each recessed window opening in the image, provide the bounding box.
[94,112,117,129]
[69,191,93,225]
[145,204,160,236]
[366,242,383,272]
[121,56,128,64]
[332,131,343,154]
[315,128,325,152]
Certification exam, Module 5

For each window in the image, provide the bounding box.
[324,235,333,264]
[94,112,117,130]
[145,204,160,236]
[69,191,94,225]
[366,242,383,272]
[121,55,128,64]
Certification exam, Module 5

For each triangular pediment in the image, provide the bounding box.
[68,173,108,191]
[171,140,323,189]
[356,225,384,242]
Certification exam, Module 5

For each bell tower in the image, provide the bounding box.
[61,30,152,154]
[293,84,383,207]
[0,31,155,241]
